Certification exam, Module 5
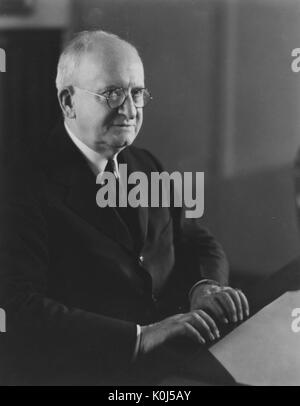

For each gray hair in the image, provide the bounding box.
[55,30,139,92]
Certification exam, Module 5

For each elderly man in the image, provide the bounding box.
[0,30,249,385]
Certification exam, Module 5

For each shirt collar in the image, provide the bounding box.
[64,122,119,177]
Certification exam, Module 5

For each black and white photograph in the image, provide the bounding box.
[0,0,300,388]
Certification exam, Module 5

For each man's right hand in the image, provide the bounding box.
[140,310,220,355]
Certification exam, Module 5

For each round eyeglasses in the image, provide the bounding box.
[73,86,152,109]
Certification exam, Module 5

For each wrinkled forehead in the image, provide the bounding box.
[74,41,145,89]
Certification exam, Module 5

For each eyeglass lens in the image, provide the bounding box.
[108,88,151,108]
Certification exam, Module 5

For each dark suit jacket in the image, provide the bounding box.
[0,121,228,385]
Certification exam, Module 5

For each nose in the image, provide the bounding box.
[117,92,137,120]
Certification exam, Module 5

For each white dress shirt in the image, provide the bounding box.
[64,122,119,178]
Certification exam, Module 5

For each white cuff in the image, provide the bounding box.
[188,279,221,301]
[132,324,142,361]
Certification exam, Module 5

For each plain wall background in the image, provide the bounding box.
[207,0,300,276]
[0,0,70,28]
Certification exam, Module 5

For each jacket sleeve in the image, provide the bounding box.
[140,149,229,302]
[0,168,137,385]
[171,205,229,287]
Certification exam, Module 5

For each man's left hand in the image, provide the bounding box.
[190,284,250,325]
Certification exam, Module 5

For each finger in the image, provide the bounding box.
[215,291,238,323]
[224,288,243,321]
[190,312,216,342]
[236,289,250,318]
[204,299,229,324]
[197,309,220,339]
[183,322,206,345]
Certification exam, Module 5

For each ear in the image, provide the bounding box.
[58,87,76,119]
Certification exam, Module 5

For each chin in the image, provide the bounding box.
[117,133,136,147]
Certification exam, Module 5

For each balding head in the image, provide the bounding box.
[56,30,146,157]
[56,30,142,93]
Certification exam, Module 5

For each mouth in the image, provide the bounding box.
[112,124,135,128]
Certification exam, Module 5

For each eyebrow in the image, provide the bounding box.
[96,85,119,93]
[96,85,146,93]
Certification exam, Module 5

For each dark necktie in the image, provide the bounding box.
[105,159,140,251]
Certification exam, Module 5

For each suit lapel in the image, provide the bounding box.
[43,122,135,252]
[65,161,135,252]
[118,148,149,251]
